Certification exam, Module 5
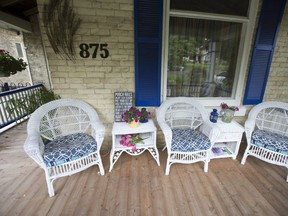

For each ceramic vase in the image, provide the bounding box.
[140,108,149,123]
[129,120,139,128]
[210,109,218,123]
[222,109,235,123]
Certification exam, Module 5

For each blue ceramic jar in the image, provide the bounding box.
[210,109,218,123]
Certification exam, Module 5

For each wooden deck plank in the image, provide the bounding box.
[77,167,108,216]
[169,166,193,215]
[148,155,168,216]
[112,155,131,216]
[33,178,66,215]
[139,154,154,216]
[45,176,79,215]
[16,171,55,216]
[3,168,43,216]
[0,123,288,216]
[126,157,141,216]
[60,169,91,215]
[212,159,279,215]
[99,153,127,215]
[70,166,106,216]
[240,157,288,215]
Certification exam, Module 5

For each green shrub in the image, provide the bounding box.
[5,87,60,122]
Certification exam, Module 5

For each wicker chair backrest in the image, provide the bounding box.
[157,97,208,130]
[28,99,99,141]
[249,102,288,136]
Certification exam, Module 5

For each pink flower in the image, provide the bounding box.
[125,134,131,139]
[119,133,146,152]
[220,102,239,112]
[221,103,228,109]
[122,106,141,123]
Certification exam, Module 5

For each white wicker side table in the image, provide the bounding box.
[210,120,244,159]
[109,119,160,172]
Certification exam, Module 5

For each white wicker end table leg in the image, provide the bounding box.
[109,120,160,172]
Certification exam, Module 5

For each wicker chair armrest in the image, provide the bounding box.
[244,118,256,141]
[91,121,105,146]
[158,121,173,149]
[24,134,46,168]
[201,121,221,144]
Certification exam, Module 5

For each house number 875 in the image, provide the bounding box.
[79,43,109,58]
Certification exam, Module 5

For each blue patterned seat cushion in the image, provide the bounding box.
[43,133,97,167]
[171,128,211,152]
[251,130,288,154]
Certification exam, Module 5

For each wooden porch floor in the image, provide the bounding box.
[0,122,287,216]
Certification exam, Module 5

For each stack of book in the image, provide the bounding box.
[212,147,232,155]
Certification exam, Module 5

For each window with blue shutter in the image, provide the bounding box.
[243,0,286,105]
[134,0,163,106]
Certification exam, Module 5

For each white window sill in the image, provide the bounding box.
[206,106,247,117]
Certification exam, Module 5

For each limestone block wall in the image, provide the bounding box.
[0,28,31,86]
[36,0,135,149]
[265,4,288,102]
[23,14,51,89]
[35,0,288,149]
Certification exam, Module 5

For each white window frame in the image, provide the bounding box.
[15,41,32,84]
[161,0,259,113]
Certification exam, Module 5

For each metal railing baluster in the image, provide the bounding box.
[0,84,44,130]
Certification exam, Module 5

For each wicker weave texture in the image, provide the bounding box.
[156,97,220,175]
[24,98,105,196]
[241,101,288,182]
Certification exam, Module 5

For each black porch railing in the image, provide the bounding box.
[167,84,202,97]
[167,84,231,97]
[0,84,44,130]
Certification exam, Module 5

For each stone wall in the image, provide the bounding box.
[37,0,135,148]
[265,4,288,102]
[23,14,51,89]
[35,0,288,149]
[0,28,31,87]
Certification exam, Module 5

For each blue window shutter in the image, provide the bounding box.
[243,0,286,105]
[134,0,163,106]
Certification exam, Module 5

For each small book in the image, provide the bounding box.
[212,147,225,154]
[212,147,232,155]
[223,147,232,154]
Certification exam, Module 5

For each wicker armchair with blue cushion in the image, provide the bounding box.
[156,97,220,175]
[24,98,105,197]
[241,101,288,182]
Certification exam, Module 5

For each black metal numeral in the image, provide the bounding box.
[79,43,109,59]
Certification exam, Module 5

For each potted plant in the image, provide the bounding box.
[220,102,239,123]
[139,108,151,123]
[121,106,141,127]
[0,49,27,77]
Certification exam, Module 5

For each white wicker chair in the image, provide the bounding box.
[241,101,288,182]
[24,98,105,197]
[156,97,220,175]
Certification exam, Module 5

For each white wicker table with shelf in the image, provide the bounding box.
[109,120,160,172]
[210,120,244,159]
